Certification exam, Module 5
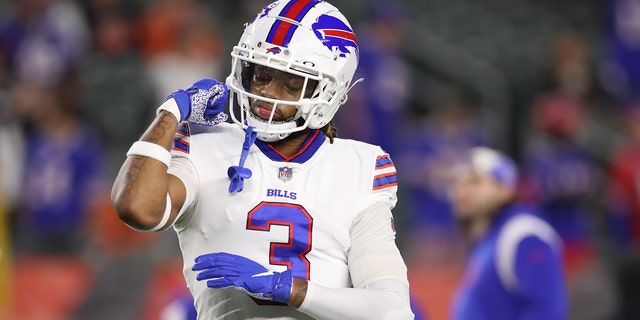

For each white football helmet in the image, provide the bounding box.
[226,0,360,142]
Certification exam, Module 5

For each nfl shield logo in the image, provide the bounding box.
[278,166,293,182]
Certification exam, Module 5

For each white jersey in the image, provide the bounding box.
[168,123,406,319]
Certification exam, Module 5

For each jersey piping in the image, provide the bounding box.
[254,129,325,163]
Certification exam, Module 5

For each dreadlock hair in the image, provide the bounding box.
[321,121,337,143]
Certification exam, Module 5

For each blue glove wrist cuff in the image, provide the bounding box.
[272,269,293,303]
[167,90,191,121]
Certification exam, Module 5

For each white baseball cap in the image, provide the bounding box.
[468,147,518,190]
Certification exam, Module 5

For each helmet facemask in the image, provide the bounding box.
[227,44,346,142]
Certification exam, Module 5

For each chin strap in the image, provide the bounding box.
[227,126,257,193]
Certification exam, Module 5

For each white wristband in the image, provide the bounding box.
[157,98,182,122]
[127,141,171,168]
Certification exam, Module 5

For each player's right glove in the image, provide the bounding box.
[157,78,228,126]
[192,252,292,303]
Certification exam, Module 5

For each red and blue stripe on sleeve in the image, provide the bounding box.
[372,154,398,191]
[173,122,190,154]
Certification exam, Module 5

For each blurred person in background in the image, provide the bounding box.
[450,146,567,320]
[600,0,640,258]
[12,71,107,255]
[333,0,411,157]
[0,46,19,318]
[0,2,102,319]
[0,0,89,89]
[395,87,484,256]
[605,99,640,319]
[518,30,624,320]
[520,91,601,259]
[522,92,623,320]
[80,6,155,177]
[519,31,604,268]
[4,72,105,320]
[139,0,225,104]
[395,90,484,320]
[600,0,640,100]
[606,100,640,251]
[0,47,23,224]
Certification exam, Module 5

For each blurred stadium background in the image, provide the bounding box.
[1,0,640,319]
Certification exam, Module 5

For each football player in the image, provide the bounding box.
[111,0,414,319]
[449,147,568,320]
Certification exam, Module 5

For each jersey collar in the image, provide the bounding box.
[255,129,326,163]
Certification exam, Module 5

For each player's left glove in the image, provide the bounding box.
[158,78,228,126]
[192,252,292,303]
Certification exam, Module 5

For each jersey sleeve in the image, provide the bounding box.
[298,279,414,320]
[346,146,405,287]
[167,122,198,226]
[515,236,568,320]
[348,202,409,288]
[495,214,568,320]
[367,149,399,209]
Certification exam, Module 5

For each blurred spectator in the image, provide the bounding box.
[604,99,640,320]
[80,0,144,27]
[0,49,22,214]
[600,0,640,100]
[80,7,154,177]
[333,1,411,155]
[140,0,224,102]
[137,0,198,60]
[520,31,604,264]
[545,31,594,100]
[520,93,601,262]
[450,147,568,320]
[518,32,622,320]
[0,0,89,87]
[517,27,626,320]
[396,89,484,254]
[539,30,613,158]
[395,92,482,320]
[12,72,107,255]
[0,46,16,318]
[606,100,640,250]
[4,72,106,319]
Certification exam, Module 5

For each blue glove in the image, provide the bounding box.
[192,252,292,303]
[159,78,228,126]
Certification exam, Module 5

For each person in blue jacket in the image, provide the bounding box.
[450,147,568,320]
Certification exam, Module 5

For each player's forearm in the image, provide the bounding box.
[288,278,308,308]
[111,111,178,229]
[295,280,414,320]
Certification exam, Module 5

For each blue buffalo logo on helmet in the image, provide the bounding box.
[266,46,282,54]
[312,14,358,57]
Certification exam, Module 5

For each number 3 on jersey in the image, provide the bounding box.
[246,202,313,280]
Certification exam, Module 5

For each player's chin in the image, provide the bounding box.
[453,205,476,220]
